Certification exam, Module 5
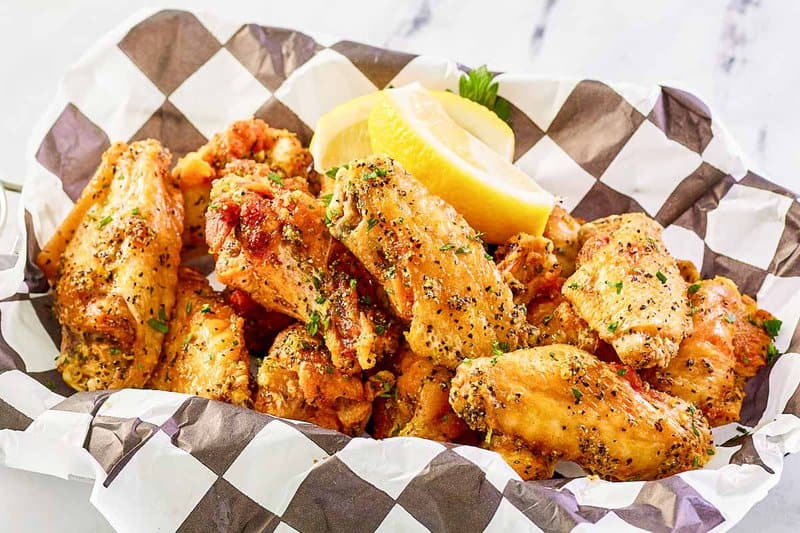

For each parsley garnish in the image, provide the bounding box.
[200,303,212,314]
[606,280,623,294]
[97,215,113,229]
[349,278,357,290]
[267,172,284,186]
[325,167,339,179]
[320,193,333,206]
[767,343,780,364]
[131,208,140,216]
[374,323,386,335]
[692,456,699,468]
[571,387,583,401]
[324,365,334,374]
[185,301,192,314]
[469,232,485,243]
[607,321,619,333]
[458,65,510,122]
[158,306,168,323]
[567,282,581,290]
[656,271,667,284]
[617,368,627,376]
[386,265,397,279]
[455,246,469,255]
[491,341,509,357]
[109,347,121,355]
[707,448,716,456]
[723,312,735,324]
[307,311,321,336]
[542,313,553,325]
[439,243,456,251]
[147,318,168,334]
[687,283,701,295]
[691,421,700,437]
[763,319,782,338]
[315,295,326,304]
[367,218,379,231]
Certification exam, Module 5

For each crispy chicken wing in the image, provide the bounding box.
[563,213,692,368]
[327,155,528,369]
[371,344,474,443]
[149,268,251,406]
[37,140,183,391]
[543,205,582,276]
[206,169,399,373]
[253,324,376,435]
[450,345,714,481]
[495,233,562,306]
[641,277,742,426]
[173,118,315,254]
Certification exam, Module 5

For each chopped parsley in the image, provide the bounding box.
[158,306,168,323]
[567,282,581,290]
[439,243,456,251]
[607,321,619,333]
[362,168,388,180]
[571,387,583,401]
[147,318,168,334]
[386,265,397,279]
[267,172,284,185]
[707,448,716,456]
[311,275,323,291]
[131,208,140,216]
[617,368,627,376]
[307,311,321,336]
[97,215,113,229]
[200,303,212,314]
[687,283,701,295]
[324,365,334,374]
[491,340,510,357]
[185,301,192,314]
[542,314,553,325]
[374,323,386,335]
[377,381,394,398]
[325,167,339,178]
[767,343,780,364]
[605,280,623,294]
[367,218,379,231]
[183,333,193,349]
[691,421,700,437]
[320,193,333,206]
[469,231,485,243]
[692,456,700,468]
[763,319,782,338]
[315,295,326,304]
[349,278,358,290]
[109,347,121,356]
[455,246,470,255]
[656,270,667,284]
[723,312,735,324]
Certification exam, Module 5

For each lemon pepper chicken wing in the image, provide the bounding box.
[149,268,251,406]
[641,277,742,426]
[206,169,399,373]
[563,213,692,368]
[450,345,714,481]
[36,140,183,391]
[173,118,315,253]
[327,155,528,369]
[371,344,474,443]
[253,324,376,435]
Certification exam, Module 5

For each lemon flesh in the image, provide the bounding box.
[368,84,553,243]
[310,87,514,172]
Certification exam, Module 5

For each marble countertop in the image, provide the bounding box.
[1,1,798,531]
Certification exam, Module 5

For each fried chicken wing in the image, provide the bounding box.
[563,213,692,368]
[641,278,742,426]
[173,118,315,254]
[495,233,562,306]
[543,205,582,276]
[450,345,714,481]
[37,140,183,391]
[371,344,474,443]
[206,169,399,373]
[148,268,251,406]
[327,155,528,369]
[253,324,375,435]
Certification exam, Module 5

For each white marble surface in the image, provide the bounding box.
[0,1,798,531]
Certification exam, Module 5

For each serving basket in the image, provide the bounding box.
[1,9,799,533]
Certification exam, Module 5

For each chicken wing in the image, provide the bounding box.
[206,169,399,373]
[371,344,475,443]
[563,213,692,368]
[495,233,562,306]
[641,277,742,426]
[543,205,582,276]
[449,345,714,481]
[173,118,315,254]
[37,140,183,391]
[327,155,528,369]
[253,324,376,435]
[148,268,251,406]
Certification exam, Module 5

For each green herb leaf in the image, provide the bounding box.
[607,321,619,333]
[267,172,284,185]
[324,365,334,374]
[320,193,333,206]
[349,278,358,290]
[455,246,470,255]
[374,323,386,335]
[200,303,212,314]
[458,65,510,123]
[692,456,700,468]
[723,312,735,324]
[325,167,339,178]
[767,343,780,364]
[687,283,701,295]
[605,280,623,294]
[367,218,379,231]
[542,313,553,325]
[109,347,121,356]
[707,448,716,456]
[491,340,510,357]
[656,271,667,284]
[158,306,168,323]
[571,387,583,401]
[97,215,113,229]
[147,318,168,334]
[315,295,326,304]
[763,318,782,338]
[186,301,192,314]
[131,208,140,216]
[439,243,456,251]
[567,282,581,290]
[617,367,627,376]
[307,311,321,336]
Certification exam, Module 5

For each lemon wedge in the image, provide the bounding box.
[310,87,514,172]
[368,84,553,243]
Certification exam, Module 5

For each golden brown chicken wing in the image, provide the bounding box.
[148,268,251,406]
[327,155,528,369]
[563,213,692,368]
[206,169,399,374]
[543,205,582,276]
[641,277,742,426]
[449,345,714,481]
[173,118,315,254]
[253,324,376,435]
[495,233,562,306]
[37,140,183,391]
[371,344,475,443]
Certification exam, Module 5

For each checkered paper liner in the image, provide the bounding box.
[1,8,799,533]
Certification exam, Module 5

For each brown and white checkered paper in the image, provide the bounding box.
[1,8,799,533]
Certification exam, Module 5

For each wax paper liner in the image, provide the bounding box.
[2,8,800,533]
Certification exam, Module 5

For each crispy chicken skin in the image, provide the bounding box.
[450,345,714,481]
[543,205,582,277]
[173,118,315,253]
[495,233,562,306]
[486,433,558,481]
[564,213,692,369]
[253,325,376,435]
[149,268,251,406]
[327,155,528,369]
[206,169,399,373]
[371,344,474,443]
[641,278,742,426]
[527,294,600,353]
[38,140,183,391]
